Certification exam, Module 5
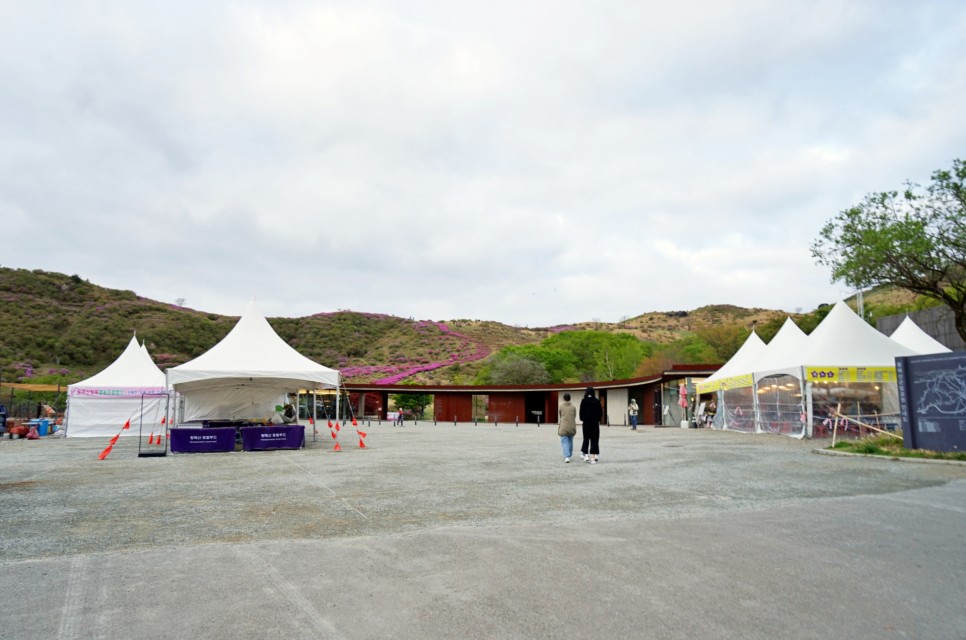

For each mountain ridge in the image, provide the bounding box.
[0,266,914,386]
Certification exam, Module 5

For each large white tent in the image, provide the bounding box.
[700,302,921,438]
[166,299,340,424]
[889,316,952,354]
[65,336,168,438]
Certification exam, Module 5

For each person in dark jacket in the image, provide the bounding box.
[579,386,603,464]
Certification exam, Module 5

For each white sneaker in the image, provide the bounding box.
[581,454,589,461]
[591,457,597,464]
[564,457,570,463]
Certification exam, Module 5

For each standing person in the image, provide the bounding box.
[557,393,577,463]
[628,398,639,430]
[579,387,603,464]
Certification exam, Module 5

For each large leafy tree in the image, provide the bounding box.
[811,159,966,342]
[392,392,432,418]
[489,355,552,385]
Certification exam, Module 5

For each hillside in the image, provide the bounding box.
[0,266,893,386]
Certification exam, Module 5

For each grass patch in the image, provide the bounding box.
[830,433,966,461]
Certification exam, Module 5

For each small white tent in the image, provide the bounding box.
[166,299,340,423]
[65,336,168,438]
[696,331,767,394]
[889,316,952,354]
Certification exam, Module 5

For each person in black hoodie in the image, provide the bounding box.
[579,387,603,464]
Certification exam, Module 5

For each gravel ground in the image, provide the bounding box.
[1,423,964,639]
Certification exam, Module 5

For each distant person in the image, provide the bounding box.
[628,398,639,430]
[0,401,7,432]
[558,393,577,463]
[579,387,603,464]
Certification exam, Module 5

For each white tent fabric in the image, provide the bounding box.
[801,301,918,369]
[167,299,340,423]
[753,302,917,438]
[695,331,766,393]
[747,317,811,380]
[889,316,952,354]
[65,336,168,438]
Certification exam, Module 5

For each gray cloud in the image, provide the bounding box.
[3,1,965,326]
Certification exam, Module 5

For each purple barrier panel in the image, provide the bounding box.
[241,425,305,451]
[170,427,236,453]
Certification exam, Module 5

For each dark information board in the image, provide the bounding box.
[896,351,966,452]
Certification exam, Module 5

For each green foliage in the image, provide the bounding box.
[811,158,966,341]
[392,392,432,418]
[693,324,750,362]
[830,433,966,461]
[488,355,551,385]
[477,330,649,383]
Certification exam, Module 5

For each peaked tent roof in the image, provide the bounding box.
[889,316,951,354]
[696,331,766,392]
[749,317,810,378]
[803,301,917,366]
[69,335,166,389]
[166,298,339,389]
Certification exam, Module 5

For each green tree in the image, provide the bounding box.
[693,324,750,362]
[392,392,432,419]
[811,159,966,342]
[543,331,648,381]
[489,354,552,384]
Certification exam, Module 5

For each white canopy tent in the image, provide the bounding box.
[65,336,168,438]
[889,316,951,354]
[702,319,808,433]
[702,302,920,438]
[166,299,340,424]
[752,302,917,438]
[696,331,766,393]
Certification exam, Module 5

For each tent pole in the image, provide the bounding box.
[335,377,341,426]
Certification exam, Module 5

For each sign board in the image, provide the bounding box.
[896,351,966,452]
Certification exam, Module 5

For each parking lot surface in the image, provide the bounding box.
[2,423,964,639]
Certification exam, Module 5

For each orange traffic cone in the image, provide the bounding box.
[149,432,156,445]
[330,430,337,440]
[333,442,342,451]
[358,438,366,449]
[351,417,357,426]
[109,433,120,445]
[357,430,367,438]
[98,444,113,460]
[122,419,131,430]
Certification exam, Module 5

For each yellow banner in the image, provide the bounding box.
[804,366,896,383]
[697,373,753,393]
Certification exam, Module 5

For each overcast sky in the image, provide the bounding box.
[2,1,965,327]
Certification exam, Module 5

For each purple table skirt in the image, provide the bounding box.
[240,425,304,451]
[170,427,236,453]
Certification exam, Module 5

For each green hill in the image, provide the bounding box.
[2,266,916,387]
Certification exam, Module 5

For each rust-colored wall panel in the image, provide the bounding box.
[487,394,526,424]
[434,394,474,422]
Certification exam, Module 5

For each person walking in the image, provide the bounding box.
[557,393,577,463]
[579,386,603,464]
[628,398,639,430]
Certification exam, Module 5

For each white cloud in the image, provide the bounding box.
[2,0,965,325]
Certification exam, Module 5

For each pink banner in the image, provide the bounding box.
[69,387,168,398]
